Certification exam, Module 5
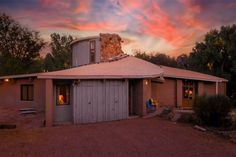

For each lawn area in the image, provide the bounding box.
[0,117,236,157]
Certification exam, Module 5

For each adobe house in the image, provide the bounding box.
[0,33,227,127]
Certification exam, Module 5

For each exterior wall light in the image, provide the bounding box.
[145,79,149,85]
[4,78,9,82]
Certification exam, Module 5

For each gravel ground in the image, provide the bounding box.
[0,117,236,157]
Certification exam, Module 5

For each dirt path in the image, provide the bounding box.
[0,117,235,157]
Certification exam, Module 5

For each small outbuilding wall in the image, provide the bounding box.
[0,78,46,111]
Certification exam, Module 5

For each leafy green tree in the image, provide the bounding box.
[188,24,236,95]
[43,33,74,71]
[134,51,177,67]
[0,13,45,76]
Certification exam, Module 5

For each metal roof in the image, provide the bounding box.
[0,73,38,79]
[38,56,164,79]
[0,57,227,82]
[162,66,227,82]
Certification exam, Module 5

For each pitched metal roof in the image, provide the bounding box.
[161,66,227,82]
[0,57,227,82]
[37,56,164,79]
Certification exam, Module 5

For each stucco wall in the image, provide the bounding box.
[197,81,226,96]
[203,82,216,96]
[151,79,177,108]
[218,82,226,95]
[0,78,46,111]
[130,79,144,115]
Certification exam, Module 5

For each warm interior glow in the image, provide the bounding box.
[58,95,65,105]
[4,78,9,82]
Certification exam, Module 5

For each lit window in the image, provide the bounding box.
[56,84,70,105]
[89,40,96,63]
[183,80,194,99]
[21,85,34,101]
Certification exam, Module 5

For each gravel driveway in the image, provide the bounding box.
[0,117,235,157]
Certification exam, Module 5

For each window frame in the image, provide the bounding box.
[56,84,70,106]
[20,84,34,101]
[182,80,195,99]
[89,40,96,63]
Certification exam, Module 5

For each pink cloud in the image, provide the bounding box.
[41,19,127,32]
[226,2,236,9]
[178,0,202,14]
[135,1,183,45]
[177,0,206,30]
[73,0,91,14]
[39,0,70,9]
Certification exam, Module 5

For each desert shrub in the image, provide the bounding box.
[230,99,236,108]
[193,95,232,127]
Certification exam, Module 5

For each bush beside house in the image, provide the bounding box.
[193,95,232,128]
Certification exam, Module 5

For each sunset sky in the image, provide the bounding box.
[0,0,236,57]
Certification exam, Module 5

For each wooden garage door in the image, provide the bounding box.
[73,80,128,123]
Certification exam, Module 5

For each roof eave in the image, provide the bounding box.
[164,74,228,82]
[37,73,163,80]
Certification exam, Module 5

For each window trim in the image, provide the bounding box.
[182,80,195,99]
[89,40,96,63]
[56,84,70,106]
[20,84,34,101]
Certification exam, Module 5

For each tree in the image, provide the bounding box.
[134,51,177,67]
[176,54,188,69]
[0,13,45,76]
[188,24,236,95]
[43,33,74,71]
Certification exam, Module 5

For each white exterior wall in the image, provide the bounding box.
[72,38,100,67]
[73,80,128,124]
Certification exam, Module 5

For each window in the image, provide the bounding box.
[89,40,96,63]
[21,85,34,101]
[56,84,70,106]
[183,80,194,99]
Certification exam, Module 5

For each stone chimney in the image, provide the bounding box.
[99,33,124,62]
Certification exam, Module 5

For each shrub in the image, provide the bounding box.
[193,95,232,127]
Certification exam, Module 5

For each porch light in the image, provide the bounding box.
[145,79,148,85]
[4,78,9,82]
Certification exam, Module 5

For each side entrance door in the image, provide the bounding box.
[54,83,73,123]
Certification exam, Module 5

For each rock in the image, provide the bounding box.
[171,113,181,122]
[194,125,207,132]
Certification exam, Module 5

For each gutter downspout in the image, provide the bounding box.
[216,81,219,95]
